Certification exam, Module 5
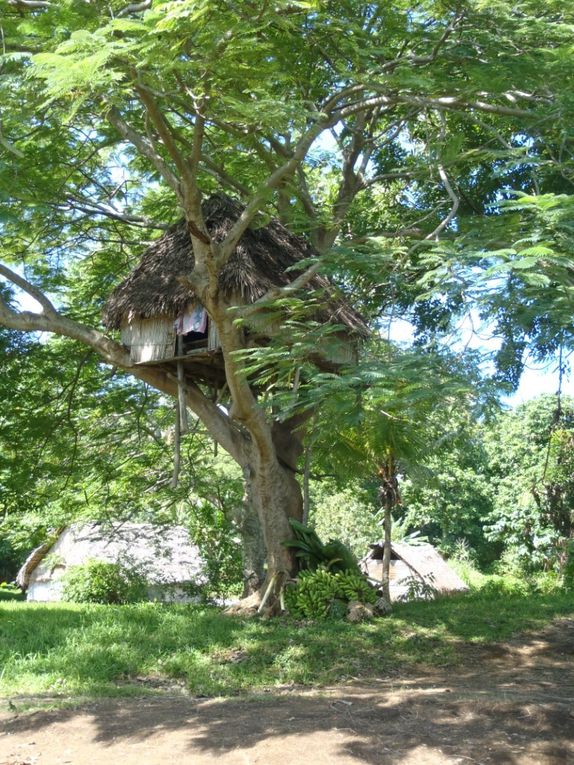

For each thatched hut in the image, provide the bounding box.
[103,194,367,386]
[361,541,469,601]
[16,523,205,602]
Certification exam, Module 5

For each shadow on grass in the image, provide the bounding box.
[1,590,573,698]
[2,616,573,765]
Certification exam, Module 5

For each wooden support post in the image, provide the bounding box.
[170,398,181,489]
[176,335,189,435]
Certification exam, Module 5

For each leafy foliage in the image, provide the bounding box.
[398,408,497,565]
[484,394,574,571]
[309,481,380,558]
[62,560,147,605]
[284,519,360,574]
[0,328,244,593]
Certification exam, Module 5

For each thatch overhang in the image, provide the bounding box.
[17,523,206,602]
[362,541,469,601]
[16,537,58,590]
[102,193,368,337]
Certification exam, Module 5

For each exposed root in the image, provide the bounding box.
[224,570,290,617]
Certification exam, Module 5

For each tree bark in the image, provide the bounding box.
[238,467,266,597]
[381,495,392,603]
[250,453,303,581]
[378,460,399,604]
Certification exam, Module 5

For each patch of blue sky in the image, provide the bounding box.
[385,311,573,408]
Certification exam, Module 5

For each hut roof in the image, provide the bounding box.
[16,522,204,590]
[363,541,469,597]
[102,193,367,335]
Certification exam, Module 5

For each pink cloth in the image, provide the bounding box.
[174,306,207,335]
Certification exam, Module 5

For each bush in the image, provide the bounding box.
[284,567,376,620]
[309,482,380,558]
[62,560,147,604]
[0,582,24,601]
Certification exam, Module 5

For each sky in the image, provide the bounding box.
[388,316,573,408]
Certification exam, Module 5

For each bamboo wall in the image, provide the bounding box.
[121,317,176,363]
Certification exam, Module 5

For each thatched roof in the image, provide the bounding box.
[362,541,469,600]
[103,193,367,335]
[17,523,205,594]
[16,537,59,590]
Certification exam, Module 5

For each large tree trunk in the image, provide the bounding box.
[238,467,266,597]
[228,456,303,613]
[251,454,303,583]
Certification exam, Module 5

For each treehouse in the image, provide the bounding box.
[102,194,367,388]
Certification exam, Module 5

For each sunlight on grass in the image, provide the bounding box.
[1,587,572,699]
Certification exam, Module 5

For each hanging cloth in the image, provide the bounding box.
[174,305,207,335]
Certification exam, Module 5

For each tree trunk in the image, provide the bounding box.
[378,460,399,605]
[381,495,392,603]
[238,467,266,597]
[228,456,303,613]
[251,455,303,578]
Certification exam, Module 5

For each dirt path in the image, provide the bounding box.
[1,618,573,765]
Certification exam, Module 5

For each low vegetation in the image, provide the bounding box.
[62,561,147,605]
[1,580,572,701]
[0,582,24,602]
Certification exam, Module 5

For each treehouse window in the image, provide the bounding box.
[174,306,208,353]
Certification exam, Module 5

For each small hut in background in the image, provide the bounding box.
[361,541,469,602]
[103,193,367,388]
[16,523,205,602]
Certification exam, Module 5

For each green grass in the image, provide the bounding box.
[0,585,24,602]
[1,585,573,700]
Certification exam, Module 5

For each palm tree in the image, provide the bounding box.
[303,345,472,602]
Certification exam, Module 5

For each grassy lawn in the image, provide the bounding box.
[1,585,573,700]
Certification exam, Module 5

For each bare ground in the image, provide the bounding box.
[1,617,573,765]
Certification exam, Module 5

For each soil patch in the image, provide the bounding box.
[1,618,573,765]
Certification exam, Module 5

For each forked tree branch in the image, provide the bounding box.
[107,106,180,193]
[0,263,58,317]
[0,277,248,464]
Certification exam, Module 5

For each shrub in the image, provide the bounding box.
[62,560,147,604]
[284,567,376,620]
[284,519,361,574]
[0,582,24,601]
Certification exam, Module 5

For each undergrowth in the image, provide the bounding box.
[1,582,572,700]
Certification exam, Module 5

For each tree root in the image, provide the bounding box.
[224,570,290,617]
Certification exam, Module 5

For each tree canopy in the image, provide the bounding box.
[2,0,574,597]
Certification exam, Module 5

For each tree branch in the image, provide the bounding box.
[235,260,323,320]
[107,106,180,193]
[424,165,459,241]
[0,289,248,464]
[365,91,535,119]
[201,156,251,198]
[378,9,465,74]
[217,121,329,265]
[134,81,195,190]
[117,0,151,17]
[62,197,169,229]
[133,78,211,258]
[0,263,58,317]
[7,0,51,8]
